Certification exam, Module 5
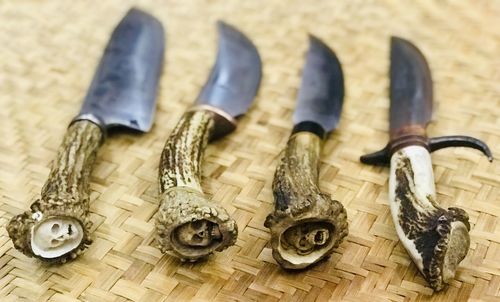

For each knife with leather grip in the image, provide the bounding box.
[7,8,165,263]
[360,37,493,290]
[264,36,348,269]
[155,21,262,262]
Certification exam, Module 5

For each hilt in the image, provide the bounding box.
[360,135,493,166]
[360,133,492,291]
[265,126,348,269]
[155,108,238,262]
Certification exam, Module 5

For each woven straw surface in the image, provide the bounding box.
[1,0,499,301]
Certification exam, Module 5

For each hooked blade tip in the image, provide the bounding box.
[122,7,164,37]
[126,7,154,20]
[307,34,332,55]
[390,36,424,57]
[216,20,262,68]
[217,20,247,43]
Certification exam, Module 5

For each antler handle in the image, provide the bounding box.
[389,145,470,290]
[265,132,348,269]
[156,109,237,261]
[7,120,102,263]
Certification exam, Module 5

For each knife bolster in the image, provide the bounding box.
[72,113,107,136]
[189,104,237,140]
[265,132,348,269]
[7,120,102,263]
[389,145,470,291]
[156,110,238,261]
[291,121,326,139]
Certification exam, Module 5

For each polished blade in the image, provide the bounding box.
[293,35,344,132]
[196,21,262,117]
[77,8,165,132]
[390,37,433,133]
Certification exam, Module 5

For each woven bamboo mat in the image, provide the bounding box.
[1,0,499,301]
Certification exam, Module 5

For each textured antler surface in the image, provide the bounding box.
[7,120,102,263]
[156,110,237,261]
[389,145,471,290]
[265,132,348,269]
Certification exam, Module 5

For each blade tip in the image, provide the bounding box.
[391,36,407,44]
[217,21,253,45]
[125,7,163,28]
[216,20,242,39]
[305,33,343,83]
[127,7,151,18]
[306,34,340,62]
[391,36,420,54]
[217,20,262,66]
[307,34,329,51]
[307,34,321,43]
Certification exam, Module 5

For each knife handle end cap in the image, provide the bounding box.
[155,188,238,261]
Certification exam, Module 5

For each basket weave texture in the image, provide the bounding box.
[1,0,499,301]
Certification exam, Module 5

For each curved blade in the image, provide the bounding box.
[390,37,433,133]
[293,35,344,132]
[196,21,262,117]
[77,8,165,132]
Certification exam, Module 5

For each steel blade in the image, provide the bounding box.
[390,37,433,133]
[293,35,344,132]
[77,8,165,132]
[196,21,262,117]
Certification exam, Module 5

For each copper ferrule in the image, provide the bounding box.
[189,105,237,140]
[389,135,429,154]
[389,124,429,154]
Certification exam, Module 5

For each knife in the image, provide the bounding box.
[264,36,348,269]
[360,37,492,290]
[155,21,261,261]
[7,8,165,263]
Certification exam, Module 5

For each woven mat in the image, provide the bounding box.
[1,0,499,301]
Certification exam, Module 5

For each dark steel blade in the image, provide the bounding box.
[196,21,262,117]
[390,37,433,133]
[76,8,165,132]
[293,35,344,132]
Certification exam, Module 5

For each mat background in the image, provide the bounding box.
[0,0,499,301]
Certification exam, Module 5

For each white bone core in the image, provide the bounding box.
[31,217,83,258]
[389,145,436,271]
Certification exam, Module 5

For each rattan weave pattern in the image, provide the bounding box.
[1,0,499,301]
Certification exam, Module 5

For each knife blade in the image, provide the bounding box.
[155,21,261,262]
[7,8,165,264]
[293,35,344,136]
[196,21,262,118]
[390,36,433,138]
[76,8,164,131]
[360,37,492,291]
[264,35,348,270]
